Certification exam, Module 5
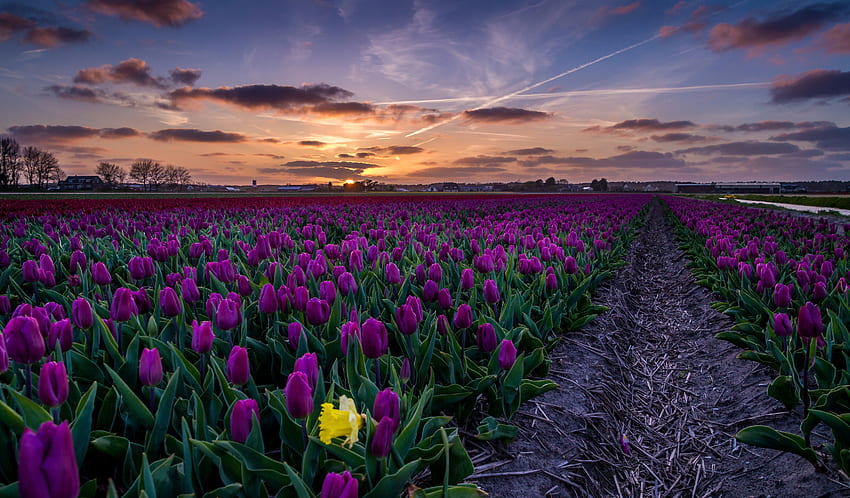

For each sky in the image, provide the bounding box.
[1,0,849,185]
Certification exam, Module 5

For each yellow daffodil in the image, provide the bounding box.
[318,395,364,447]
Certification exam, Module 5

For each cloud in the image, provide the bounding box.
[518,150,687,170]
[708,155,847,179]
[707,3,849,53]
[584,118,696,133]
[709,120,835,132]
[462,107,551,124]
[169,67,201,86]
[505,147,555,155]
[659,5,724,38]
[74,58,166,88]
[86,0,203,27]
[258,160,379,180]
[148,128,248,143]
[770,123,850,150]
[813,22,850,53]
[297,140,327,147]
[677,141,801,155]
[650,133,707,143]
[602,2,641,17]
[406,165,510,179]
[0,12,34,40]
[338,152,375,159]
[453,155,516,165]
[359,145,424,155]
[167,83,354,111]
[7,124,141,143]
[23,26,91,47]
[45,84,103,103]
[770,69,850,103]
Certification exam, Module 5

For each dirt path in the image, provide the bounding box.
[471,198,847,497]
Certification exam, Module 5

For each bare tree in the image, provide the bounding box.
[0,137,21,187]
[21,146,61,189]
[129,159,164,191]
[96,161,126,188]
[47,156,65,186]
[162,165,192,191]
[22,146,41,186]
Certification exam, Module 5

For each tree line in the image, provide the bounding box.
[97,159,193,191]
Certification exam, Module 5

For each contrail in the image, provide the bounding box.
[379,82,769,106]
[405,34,660,138]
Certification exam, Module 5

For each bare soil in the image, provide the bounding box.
[470,198,849,497]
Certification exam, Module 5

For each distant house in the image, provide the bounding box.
[58,175,103,191]
[427,182,459,192]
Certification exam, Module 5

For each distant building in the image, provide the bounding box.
[58,175,103,191]
[427,182,459,192]
[277,185,317,192]
[674,182,781,194]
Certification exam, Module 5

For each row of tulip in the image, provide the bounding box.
[0,194,649,497]
[665,196,850,473]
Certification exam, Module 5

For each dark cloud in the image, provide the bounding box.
[585,118,696,133]
[710,120,835,132]
[453,155,516,165]
[505,147,555,155]
[298,140,327,147]
[149,128,248,143]
[86,0,203,27]
[677,141,801,155]
[518,150,686,170]
[359,145,424,155]
[650,133,707,143]
[770,69,850,103]
[337,152,376,159]
[75,58,165,88]
[337,153,354,159]
[169,67,201,86]
[707,3,849,52]
[311,101,374,116]
[254,153,285,160]
[0,12,34,40]
[770,123,850,150]
[167,83,354,112]
[257,138,280,143]
[8,124,141,143]
[258,160,378,180]
[659,5,724,38]
[45,84,102,103]
[814,22,850,54]
[709,156,848,179]
[826,152,850,161]
[616,145,635,152]
[24,26,91,47]
[462,107,552,124]
[783,149,825,158]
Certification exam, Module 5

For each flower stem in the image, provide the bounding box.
[802,339,812,447]
[374,358,381,387]
[148,386,156,412]
[301,418,308,451]
[24,364,32,399]
[200,353,207,385]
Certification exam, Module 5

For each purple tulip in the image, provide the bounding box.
[436,314,450,336]
[774,313,792,337]
[337,271,358,296]
[4,316,45,364]
[305,298,330,326]
[437,288,453,310]
[405,296,423,323]
[797,302,823,339]
[139,348,163,387]
[47,319,73,353]
[373,388,400,432]
[133,289,152,314]
[453,304,473,329]
[292,286,309,312]
[258,283,278,314]
[18,421,80,498]
[230,399,260,444]
[423,279,438,302]
[384,263,402,285]
[476,323,497,352]
[44,302,65,321]
[563,256,579,274]
[0,334,7,373]
[287,322,303,350]
[461,268,474,289]
[773,283,792,308]
[159,287,182,317]
[216,298,242,331]
[191,320,214,354]
[340,321,359,353]
[400,356,411,382]
[227,345,250,385]
[395,304,418,336]
[90,261,111,285]
[483,279,500,304]
[110,288,138,324]
[371,416,394,459]
[71,297,93,330]
[236,275,252,297]
[0,295,10,315]
[320,471,358,498]
[38,361,69,408]
[180,278,201,303]
[428,263,442,282]
[69,250,87,274]
[361,318,388,359]
[22,260,40,283]
[278,286,292,313]
[498,339,517,369]
[294,352,319,390]
[813,281,828,302]
[319,281,337,305]
[546,273,558,290]
[30,306,51,337]
[206,293,223,318]
[128,256,148,280]
[284,371,314,419]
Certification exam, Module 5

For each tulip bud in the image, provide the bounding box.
[813,281,828,302]
[110,288,139,322]
[159,287,182,317]
[287,322,303,350]
[0,295,10,315]
[400,357,411,383]
[47,319,73,353]
[361,318,388,359]
[460,268,474,290]
[476,323,497,352]
[483,279,500,304]
[319,281,337,305]
[22,260,40,283]
[38,361,69,408]
[216,298,242,331]
[294,352,319,390]
[320,471,358,498]
[0,334,7,373]
[230,399,260,444]
[773,313,792,337]
[797,302,823,339]
[227,345,250,385]
[258,283,278,314]
[139,348,163,387]
[69,250,87,274]
[546,273,558,291]
[180,277,200,303]
[436,288,452,310]
[563,256,579,274]
[71,297,93,330]
[292,286,309,312]
[3,316,45,364]
[284,371,314,419]
[773,283,792,308]
[236,275,252,297]
[373,388,400,431]
[453,304,473,329]
[305,298,330,326]
[395,304,418,336]
[133,288,152,314]
[436,314,450,336]
[91,262,112,285]
[337,271,358,296]
[128,256,148,280]
[422,279,438,302]
[384,263,402,285]
[371,416,394,459]
[44,302,65,321]
[428,263,442,282]
[191,320,214,353]
[498,339,517,369]
[18,421,79,498]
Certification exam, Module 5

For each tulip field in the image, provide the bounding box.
[0,194,651,497]
[666,196,850,476]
